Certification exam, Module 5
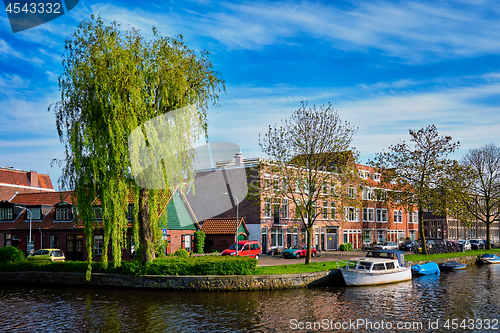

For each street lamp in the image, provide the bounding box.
[15,206,32,254]
[224,192,239,257]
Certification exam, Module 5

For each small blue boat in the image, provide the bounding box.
[411,262,440,275]
[481,254,500,264]
[439,261,466,271]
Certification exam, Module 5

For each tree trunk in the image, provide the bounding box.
[486,221,492,250]
[418,207,427,255]
[139,188,155,263]
[305,225,314,264]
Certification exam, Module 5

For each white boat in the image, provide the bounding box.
[340,250,412,286]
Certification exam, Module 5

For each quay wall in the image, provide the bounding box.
[0,270,343,291]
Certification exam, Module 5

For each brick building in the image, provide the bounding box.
[186,154,419,254]
[0,166,54,201]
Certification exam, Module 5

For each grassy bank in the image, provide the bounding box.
[253,261,344,275]
[405,249,499,262]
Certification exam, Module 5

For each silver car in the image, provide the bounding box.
[374,241,398,250]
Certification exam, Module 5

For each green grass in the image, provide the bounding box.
[406,249,499,262]
[253,260,347,275]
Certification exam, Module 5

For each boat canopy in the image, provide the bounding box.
[366,250,407,267]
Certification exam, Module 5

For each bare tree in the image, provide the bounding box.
[259,102,358,264]
[370,125,460,255]
[459,144,500,249]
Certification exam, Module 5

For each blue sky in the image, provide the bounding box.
[2,0,500,190]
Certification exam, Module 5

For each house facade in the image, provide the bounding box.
[0,166,54,201]
[186,154,420,254]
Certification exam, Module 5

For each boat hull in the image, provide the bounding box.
[439,261,467,271]
[341,268,412,286]
[481,254,500,264]
[411,262,440,275]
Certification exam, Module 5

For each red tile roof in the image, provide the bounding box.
[0,167,53,189]
[201,217,247,235]
[10,191,74,205]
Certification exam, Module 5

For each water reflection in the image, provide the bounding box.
[1,265,499,332]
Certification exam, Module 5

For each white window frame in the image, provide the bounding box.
[264,198,272,218]
[322,202,328,219]
[331,204,336,220]
[409,211,418,223]
[281,198,289,219]
[363,207,375,222]
[393,210,402,223]
[377,208,387,223]
[344,207,359,222]
[347,187,356,199]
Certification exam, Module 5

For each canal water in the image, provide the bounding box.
[1,264,499,332]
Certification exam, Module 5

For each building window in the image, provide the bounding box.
[127,205,133,220]
[67,235,75,252]
[49,235,59,249]
[94,235,103,256]
[344,207,359,222]
[182,234,192,252]
[93,206,103,220]
[264,174,271,190]
[272,175,279,191]
[331,204,336,220]
[27,207,41,220]
[377,230,386,242]
[271,227,284,247]
[76,235,84,252]
[409,211,418,223]
[0,207,13,220]
[26,235,35,253]
[55,206,73,221]
[264,198,272,218]
[322,183,329,195]
[377,208,388,222]
[359,171,369,179]
[347,187,356,199]
[322,202,328,219]
[362,188,375,201]
[372,173,381,182]
[281,198,289,219]
[393,210,402,223]
[363,208,375,222]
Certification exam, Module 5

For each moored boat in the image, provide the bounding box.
[481,254,500,264]
[411,262,440,275]
[439,261,466,271]
[340,250,412,286]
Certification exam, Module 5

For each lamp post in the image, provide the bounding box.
[15,206,32,254]
[224,192,239,256]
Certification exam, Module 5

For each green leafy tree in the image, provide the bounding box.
[51,16,224,274]
[193,230,206,254]
[370,125,461,255]
[259,102,359,264]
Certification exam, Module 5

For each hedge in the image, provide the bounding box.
[339,243,353,251]
[0,256,257,276]
[0,246,25,263]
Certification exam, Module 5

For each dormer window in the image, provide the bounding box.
[359,171,369,179]
[55,204,73,221]
[0,207,13,220]
[93,206,103,220]
[27,206,42,220]
[372,173,381,182]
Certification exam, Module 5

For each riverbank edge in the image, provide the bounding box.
[1,254,494,291]
[0,269,344,291]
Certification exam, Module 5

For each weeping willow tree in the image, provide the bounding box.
[51,16,224,274]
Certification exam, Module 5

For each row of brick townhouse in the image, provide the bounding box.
[1,168,201,258]
[186,154,420,254]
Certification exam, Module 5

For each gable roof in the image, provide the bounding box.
[10,191,74,205]
[0,167,53,189]
[201,217,249,235]
[159,188,199,231]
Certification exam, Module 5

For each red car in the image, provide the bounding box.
[283,244,317,259]
[221,240,261,259]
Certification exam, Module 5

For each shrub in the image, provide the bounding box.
[173,249,189,258]
[0,246,25,263]
[339,243,353,251]
[193,231,206,254]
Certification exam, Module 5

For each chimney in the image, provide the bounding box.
[28,171,38,188]
[234,152,243,166]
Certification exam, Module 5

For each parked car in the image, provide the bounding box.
[221,240,261,259]
[374,241,398,250]
[283,244,317,259]
[470,239,485,250]
[26,249,65,262]
[457,239,471,251]
[399,240,418,251]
